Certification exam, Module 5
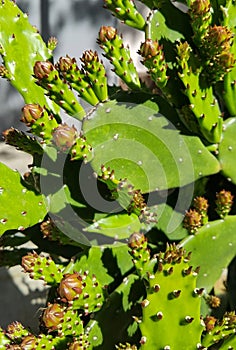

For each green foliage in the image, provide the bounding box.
[1,0,236,348]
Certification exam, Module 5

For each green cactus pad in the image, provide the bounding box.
[180,215,236,292]
[0,163,47,235]
[21,252,64,285]
[84,213,143,241]
[138,244,204,349]
[83,101,220,193]
[0,0,59,114]
[218,117,236,184]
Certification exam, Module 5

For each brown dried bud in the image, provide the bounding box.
[21,252,39,272]
[21,104,44,126]
[207,295,221,308]
[191,0,211,15]
[128,232,146,249]
[215,189,234,218]
[140,39,161,58]
[204,315,217,332]
[57,55,76,72]
[81,50,99,64]
[58,272,83,301]
[207,25,233,49]
[183,209,202,234]
[98,26,117,42]
[193,196,209,214]
[33,61,55,79]
[21,335,37,349]
[52,123,77,151]
[42,303,64,329]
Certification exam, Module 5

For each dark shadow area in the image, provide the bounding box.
[0,266,47,333]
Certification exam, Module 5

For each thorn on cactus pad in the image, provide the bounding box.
[140,336,147,344]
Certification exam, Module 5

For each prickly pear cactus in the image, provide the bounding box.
[128,236,204,349]
[0,0,59,114]
[1,0,236,349]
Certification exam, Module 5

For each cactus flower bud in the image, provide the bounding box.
[47,36,58,52]
[191,0,211,15]
[81,49,99,64]
[21,335,37,348]
[52,123,77,152]
[58,272,83,301]
[33,60,54,79]
[57,55,76,72]
[193,196,209,214]
[42,303,64,329]
[21,104,44,126]
[183,209,202,234]
[21,252,39,272]
[128,232,146,249]
[98,26,117,43]
[215,189,234,218]
[140,39,161,59]
[204,315,217,332]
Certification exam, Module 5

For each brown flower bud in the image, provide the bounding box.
[21,335,37,349]
[215,189,234,218]
[33,61,54,79]
[140,39,160,58]
[21,104,44,126]
[58,272,83,301]
[21,252,39,272]
[193,196,209,214]
[42,303,64,329]
[81,50,99,64]
[204,316,217,332]
[57,55,76,72]
[183,209,202,234]
[98,26,117,42]
[52,123,77,152]
[128,232,146,249]
[191,0,211,15]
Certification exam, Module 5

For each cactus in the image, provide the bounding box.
[0,163,47,235]
[0,0,59,114]
[2,0,236,349]
[97,26,141,90]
